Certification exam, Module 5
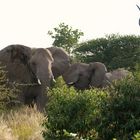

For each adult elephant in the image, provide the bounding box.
[63,62,107,90]
[63,62,130,90]
[103,68,131,87]
[0,44,70,111]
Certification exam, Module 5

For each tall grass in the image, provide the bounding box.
[0,118,16,140]
[0,106,46,140]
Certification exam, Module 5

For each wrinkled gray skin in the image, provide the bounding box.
[0,45,70,111]
[47,47,71,78]
[103,68,130,87]
[63,62,107,90]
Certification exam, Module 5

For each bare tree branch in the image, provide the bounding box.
[136,4,140,11]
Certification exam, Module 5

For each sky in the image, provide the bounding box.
[0,0,139,49]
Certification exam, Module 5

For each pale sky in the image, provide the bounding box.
[0,0,139,49]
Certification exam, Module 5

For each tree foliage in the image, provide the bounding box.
[44,79,107,139]
[75,34,140,70]
[48,22,84,56]
[97,74,140,140]
[43,73,140,140]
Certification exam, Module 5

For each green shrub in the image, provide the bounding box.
[97,74,140,140]
[44,78,108,139]
[44,75,140,139]
[0,66,19,113]
[76,34,140,70]
[133,131,140,140]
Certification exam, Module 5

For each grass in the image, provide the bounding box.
[0,106,46,140]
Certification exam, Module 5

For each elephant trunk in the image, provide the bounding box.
[36,65,54,88]
[35,67,54,111]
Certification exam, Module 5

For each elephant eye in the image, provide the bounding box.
[79,73,83,76]
[31,61,36,66]
[32,62,36,65]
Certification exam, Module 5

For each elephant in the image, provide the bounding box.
[63,61,131,90]
[102,68,131,87]
[63,62,107,90]
[0,44,70,111]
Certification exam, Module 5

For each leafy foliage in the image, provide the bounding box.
[43,72,140,140]
[133,131,140,140]
[48,22,84,56]
[0,66,19,112]
[75,34,140,70]
[44,77,108,139]
[97,74,140,140]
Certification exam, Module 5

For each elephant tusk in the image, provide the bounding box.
[67,82,74,85]
[53,78,56,83]
[37,79,42,85]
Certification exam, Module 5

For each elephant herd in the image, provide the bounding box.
[0,44,130,111]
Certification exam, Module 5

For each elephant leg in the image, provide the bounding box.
[23,87,36,106]
[36,93,47,112]
[18,90,26,105]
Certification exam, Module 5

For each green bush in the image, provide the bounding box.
[97,74,140,139]
[75,34,140,70]
[44,78,108,139]
[133,131,140,140]
[44,74,140,140]
[0,66,19,112]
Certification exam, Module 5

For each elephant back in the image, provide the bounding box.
[103,68,131,87]
[109,68,130,81]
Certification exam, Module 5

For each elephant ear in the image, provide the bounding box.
[47,47,71,78]
[89,62,107,88]
[0,45,32,83]
[7,44,31,64]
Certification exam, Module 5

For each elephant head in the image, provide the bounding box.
[8,45,54,87]
[63,63,90,90]
[47,47,71,78]
[29,48,54,87]
[63,62,107,90]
